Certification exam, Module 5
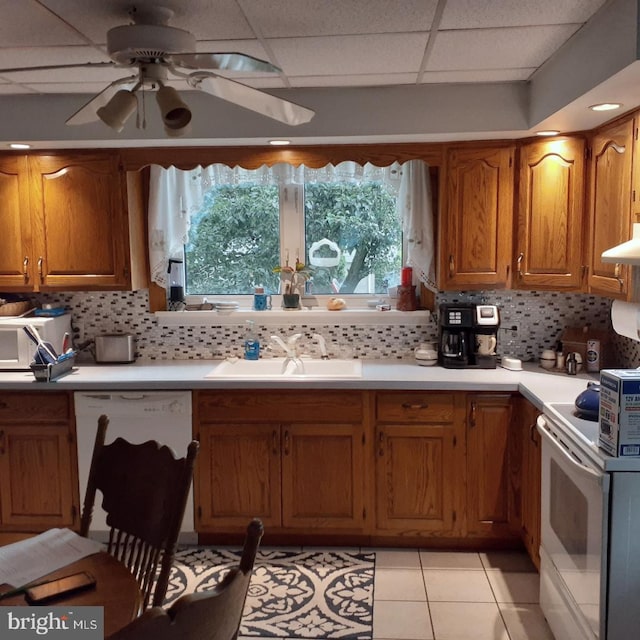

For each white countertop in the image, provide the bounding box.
[0,359,597,410]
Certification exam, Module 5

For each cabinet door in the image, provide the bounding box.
[0,424,77,530]
[375,424,458,534]
[516,137,586,290]
[281,423,366,530]
[587,119,633,297]
[519,400,541,569]
[196,423,281,530]
[0,155,35,290]
[442,146,514,289]
[28,153,131,290]
[466,394,515,537]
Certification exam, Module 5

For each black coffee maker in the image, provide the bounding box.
[438,303,500,369]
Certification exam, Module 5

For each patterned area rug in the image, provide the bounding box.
[164,548,375,639]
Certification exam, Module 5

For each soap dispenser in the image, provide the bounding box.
[244,320,260,360]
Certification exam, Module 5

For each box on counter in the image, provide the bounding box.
[599,370,640,457]
[561,327,611,369]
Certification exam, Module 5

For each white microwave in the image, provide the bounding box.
[0,314,72,370]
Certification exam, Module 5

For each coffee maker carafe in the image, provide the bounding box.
[438,304,475,368]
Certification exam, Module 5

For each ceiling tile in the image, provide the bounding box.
[427,25,580,71]
[40,0,255,43]
[440,0,607,29]
[241,0,437,37]
[0,0,88,46]
[269,33,428,76]
[289,73,419,88]
[0,47,112,82]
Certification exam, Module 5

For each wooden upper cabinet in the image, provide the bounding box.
[0,156,35,290]
[0,152,147,292]
[586,118,634,297]
[441,145,515,289]
[515,137,586,290]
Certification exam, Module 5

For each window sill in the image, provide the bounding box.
[156,308,431,327]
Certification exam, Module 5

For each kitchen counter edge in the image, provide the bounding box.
[0,360,596,409]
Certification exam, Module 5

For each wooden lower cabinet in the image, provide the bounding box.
[195,390,367,535]
[374,392,465,536]
[0,392,79,532]
[194,389,532,548]
[517,398,542,569]
[466,394,519,539]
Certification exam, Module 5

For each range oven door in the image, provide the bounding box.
[537,415,610,640]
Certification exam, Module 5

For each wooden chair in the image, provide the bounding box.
[80,414,200,609]
[107,518,264,640]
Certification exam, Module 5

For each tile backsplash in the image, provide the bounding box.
[22,288,640,367]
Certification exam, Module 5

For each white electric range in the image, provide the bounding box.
[538,401,640,640]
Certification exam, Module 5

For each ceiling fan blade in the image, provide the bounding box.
[171,52,280,73]
[65,76,138,125]
[189,74,314,126]
[0,61,118,75]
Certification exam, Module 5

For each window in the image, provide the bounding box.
[183,167,403,297]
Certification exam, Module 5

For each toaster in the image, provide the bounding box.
[95,334,136,363]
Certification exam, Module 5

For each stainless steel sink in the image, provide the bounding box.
[206,357,362,379]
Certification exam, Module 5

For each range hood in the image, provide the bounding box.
[601,223,640,264]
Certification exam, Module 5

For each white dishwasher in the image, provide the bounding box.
[74,391,195,543]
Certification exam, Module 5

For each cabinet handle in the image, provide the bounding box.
[271,429,278,455]
[37,256,44,282]
[0,430,4,455]
[517,252,524,278]
[378,430,384,456]
[614,263,624,289]
[283,429,290,455]
[401,402,428,410]
[448,254,455,278]
[469,402,477,427]
[23,256,29,282]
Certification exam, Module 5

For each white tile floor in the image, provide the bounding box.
[372,549,554,640]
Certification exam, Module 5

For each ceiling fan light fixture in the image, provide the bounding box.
[96,89,137,132]
[156,85,192,129]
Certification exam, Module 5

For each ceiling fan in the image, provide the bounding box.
[0,5,315,135]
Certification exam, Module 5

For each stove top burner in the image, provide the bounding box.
[546,402,600,447]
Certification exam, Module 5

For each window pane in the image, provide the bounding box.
[185,184,280,294]
[304,182,402,295]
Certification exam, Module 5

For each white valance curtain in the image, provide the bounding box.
[148,160,436,291]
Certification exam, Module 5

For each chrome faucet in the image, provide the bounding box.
[313,333,329,359]
[270,334,305,373]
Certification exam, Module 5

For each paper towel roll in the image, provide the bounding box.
[611,299,640,340]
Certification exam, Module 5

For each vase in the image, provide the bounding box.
[283,293,300,309]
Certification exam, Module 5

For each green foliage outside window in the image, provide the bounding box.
[184,178,401,295]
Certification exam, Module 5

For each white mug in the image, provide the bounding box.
[476,334,497,356]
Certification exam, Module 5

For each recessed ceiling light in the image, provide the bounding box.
[269,139,290,146]
[9,143,31,149]
[535,130,560,136]
[589,103,622,112]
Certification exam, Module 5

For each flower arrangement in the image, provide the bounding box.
[273,253,312,297]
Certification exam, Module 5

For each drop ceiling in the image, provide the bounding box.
[0,0,638,148]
